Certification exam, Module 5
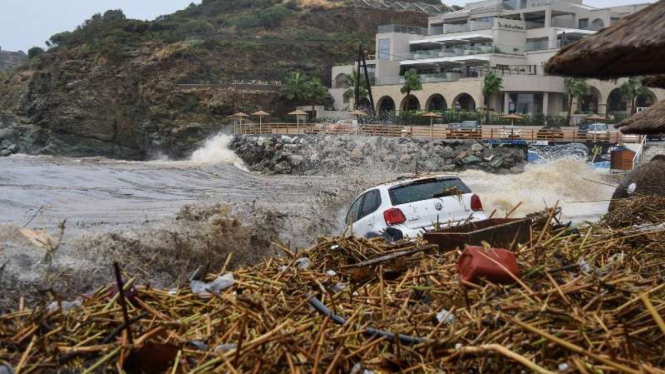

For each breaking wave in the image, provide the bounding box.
[189,134,248,170]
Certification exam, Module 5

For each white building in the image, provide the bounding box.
[330,0,664,119]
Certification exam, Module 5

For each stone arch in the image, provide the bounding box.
[607,88,627,113]
[358,97,371,110]
[334,73,348,89]
[426,94,447,111]
[578,85,601,114]
[636,89,657,108]
[453,93,476,110]
[400,95,421,111]
[591,18,605,30]
[377,96,396,113]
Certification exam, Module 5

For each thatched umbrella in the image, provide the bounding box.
[252,110,270,134]
[288,110,307,134]
[643,75,665,90]
[586,114,607,122]
[615,100,665,134]
[609,156,665,212]
[502,113,523,126]
[545,0,665,78]
[232,112,249,134]
[421,112,439,139]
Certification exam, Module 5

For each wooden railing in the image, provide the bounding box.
[234,123,641,143]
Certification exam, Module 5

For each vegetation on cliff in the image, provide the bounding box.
[0,0,427,159]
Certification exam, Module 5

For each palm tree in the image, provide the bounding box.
[400,69,422,111]
[342,71,368,106]
[281,71,328,117]
[564,78,588,126]
[620,76,649,114]
[281,71,309,104]
[482,70,503,124]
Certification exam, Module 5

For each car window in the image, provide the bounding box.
[346,194,364,224]
[359,190,381,218]
[389,178,472,205]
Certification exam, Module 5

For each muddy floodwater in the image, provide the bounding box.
[0,135,616,307]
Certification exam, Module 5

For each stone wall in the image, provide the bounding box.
[232,134,527,176]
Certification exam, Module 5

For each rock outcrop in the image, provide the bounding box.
[232,134,527,175]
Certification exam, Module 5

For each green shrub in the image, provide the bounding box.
[27,47,44,60]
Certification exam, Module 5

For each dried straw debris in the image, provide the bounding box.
[1,208,664,373]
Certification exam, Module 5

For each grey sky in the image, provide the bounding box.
[0,0,651,52]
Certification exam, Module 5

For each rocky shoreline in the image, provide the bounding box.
[232,134,528,175]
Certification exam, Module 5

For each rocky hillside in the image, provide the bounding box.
[0,0,428,159]
[0,49,27,72]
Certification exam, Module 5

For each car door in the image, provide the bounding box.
[346,194,365,235]
[356,190,382,236]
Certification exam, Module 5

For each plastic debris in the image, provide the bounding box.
[330,244,340,250]
[190,273,235,296]
[558,363,569,371]
[331,283,346,293]
[294,258,311,270]
[213,343,238,353]
[46,300,82,314]
[326,269,337,276]
[578,258,592,274]
[0,362,15,374]
[434,309,456,325]
[188,341,208,350]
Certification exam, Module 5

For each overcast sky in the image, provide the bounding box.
[0,0,652,52]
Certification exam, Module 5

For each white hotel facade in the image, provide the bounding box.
[329,0,664,119]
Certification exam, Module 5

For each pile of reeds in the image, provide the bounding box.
[1,211,665,373]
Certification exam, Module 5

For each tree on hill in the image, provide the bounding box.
[620,76,649,114]
[343,71,369,105]
[482,70,503,124]
[28,47,44,61]
[400,69,422,111]
[564,78,588,126]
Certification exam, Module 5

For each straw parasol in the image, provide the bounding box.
[643,75,665,90]
[232,112,249,134]
[421,112,440,139]
[615,99,665,134]
[586,114,607,122]
[288,110,307,133]
[545,1,665,78]
[502,113,523,126]
[252,110,270,134]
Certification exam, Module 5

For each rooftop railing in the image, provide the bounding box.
[378,24,428,35]
[395,43,523,61]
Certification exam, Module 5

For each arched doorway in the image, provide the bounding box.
[607,88,627,114]
[426,94,447,111]
[454,93,476,111]
[401,95,421,111]
[636,90,656,109]
[578,86,600,113]
[377,96,396,113]
[334,73,348,89]
[591,18,605,30]
[358,97,371,110]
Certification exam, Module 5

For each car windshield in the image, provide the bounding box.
[589,124,607,131]
[388,178,471,205]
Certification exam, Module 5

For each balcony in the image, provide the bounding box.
[524,39,575,51]
[396,43,523,62]
[432,20,493,35]
[378,24,428,35]
[376,72,461,86]
[465,0,551,11]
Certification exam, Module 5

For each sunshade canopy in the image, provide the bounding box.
[232,112,249,118]
[545,0,665,78]
[502,114,523,120]
[350,110,367,116]
[586,114,607,121]
[421,112,440,118]
[252,110,270,117]
[288,110,307,116]
[616,100,665,135]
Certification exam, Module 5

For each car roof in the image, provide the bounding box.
[371,174,461,190]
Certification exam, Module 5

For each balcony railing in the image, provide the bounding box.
[525,20,545,29]
[378,24,428,35]
[395,43,523,61]
[376,72,462,86]
[525,39,575,51]
[466,0,551,11]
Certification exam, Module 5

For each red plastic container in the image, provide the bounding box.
[456,246,519,285]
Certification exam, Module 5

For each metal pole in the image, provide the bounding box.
[355,44,362,110]
[360,45,375,116]
[430,118,433,139]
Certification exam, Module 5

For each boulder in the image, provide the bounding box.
[470,143,484,153]
[441,164,457,172]
[489,158,504,169]
[290,155,305,167]
[0,150,11,157]
[462,155,481,165]
[273,161,292,174]
[510,165,524,173]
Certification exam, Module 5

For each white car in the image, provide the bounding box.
[345,175,488,241]
[586,123,609,141]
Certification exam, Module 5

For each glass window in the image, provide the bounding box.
[346,195,364,224]
[360,190,382,218]
[578,18,589,29]
[378,39,391,60]
[389,178,471,206]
